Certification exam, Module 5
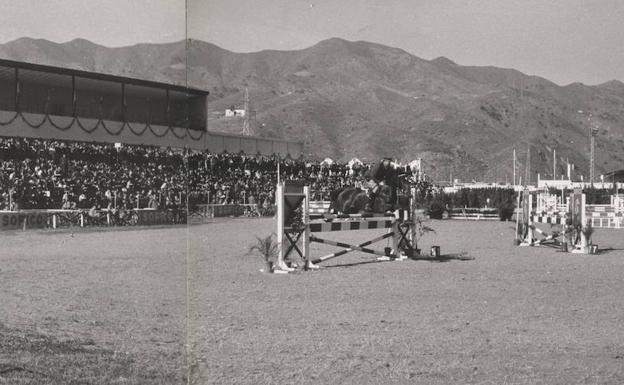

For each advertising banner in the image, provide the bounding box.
[212,204,247,217]
[0,212,48,230]
[135,209,175,225]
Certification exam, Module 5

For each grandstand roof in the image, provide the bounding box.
[0,58,208,96]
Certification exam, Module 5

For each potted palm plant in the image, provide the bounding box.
[582,223,596,254]
[248,234,279,273]
[413,216,436,257]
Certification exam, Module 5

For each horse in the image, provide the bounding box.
[329,184,395,214]
[329,170,416,215]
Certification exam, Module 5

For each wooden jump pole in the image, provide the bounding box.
[569,189,588,253]
[302,185,312,269]
[275,183,293,271]
[518,190,534,245]
[277,182,416,271]
[515,191,521,244]
[310,232,395,264]
[410,187,417,256]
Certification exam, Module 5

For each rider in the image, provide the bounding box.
[364,157,398,212]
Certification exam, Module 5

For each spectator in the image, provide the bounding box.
[0,136,378,216]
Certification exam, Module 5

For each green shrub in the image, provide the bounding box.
[498,201,515,221]
[427,201,446,219]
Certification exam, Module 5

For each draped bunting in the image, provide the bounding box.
[0,110,303,158]
[0,110,208,141]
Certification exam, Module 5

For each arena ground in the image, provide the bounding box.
[1,219,624,384]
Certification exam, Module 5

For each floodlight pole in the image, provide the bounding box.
[513,148,516,186]
[590,127,597,185]
[553,149,556,180]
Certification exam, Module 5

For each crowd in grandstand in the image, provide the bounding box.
[0,136,383,212]
[0,137,188,211]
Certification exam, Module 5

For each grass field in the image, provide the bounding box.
[1,219,624,384]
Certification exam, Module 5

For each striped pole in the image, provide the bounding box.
[531,226,576,246]
[310,212,393,220]
[392,213,400,257]
[310,232,394,264]
[308,218,394,233]
[527,193,533,243]
[530,225,559,245]
[515,192,521,244]
[519,192,534,245]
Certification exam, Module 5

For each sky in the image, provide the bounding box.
[1,0,623,85]
[0,0,186,46]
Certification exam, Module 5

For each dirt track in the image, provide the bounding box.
[2,219,624,384]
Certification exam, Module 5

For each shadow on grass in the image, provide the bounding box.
[548,246,624,255]
[413,253,475,262]
[593,247,624,255]
[321,253,474,269]
[0,322,180,385]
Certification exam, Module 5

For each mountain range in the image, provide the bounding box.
[1,37,623,183]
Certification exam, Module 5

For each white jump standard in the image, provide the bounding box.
[517,188,591,253]
[275,181,417,271]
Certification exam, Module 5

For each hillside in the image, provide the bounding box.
[1,37,623,182]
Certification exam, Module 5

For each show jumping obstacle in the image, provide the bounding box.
[275,181,417,271]
[517,188,591,253]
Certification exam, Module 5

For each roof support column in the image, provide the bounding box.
[166,88,170,126]
[71,75,76,117]
[14,67,19,112]
[121,82,126,121]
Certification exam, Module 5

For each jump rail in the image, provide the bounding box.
[275,181,417,271]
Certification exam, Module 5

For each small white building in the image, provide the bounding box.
[225,108,246,117]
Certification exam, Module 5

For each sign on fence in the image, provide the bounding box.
[0,212,48,230]
[211,204,247,217]
[135,209,175,225]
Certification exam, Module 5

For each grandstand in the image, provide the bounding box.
[0,59,309,228]
[0,58,302,156]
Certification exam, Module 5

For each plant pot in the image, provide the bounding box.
[264,261,274,273]
[561,242,568,252]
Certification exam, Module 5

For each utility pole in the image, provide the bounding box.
[590,127,598,184]
[525,143,530,187]
[567,157,571,180]
[513,148,516,186]
[553,149,556,179]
